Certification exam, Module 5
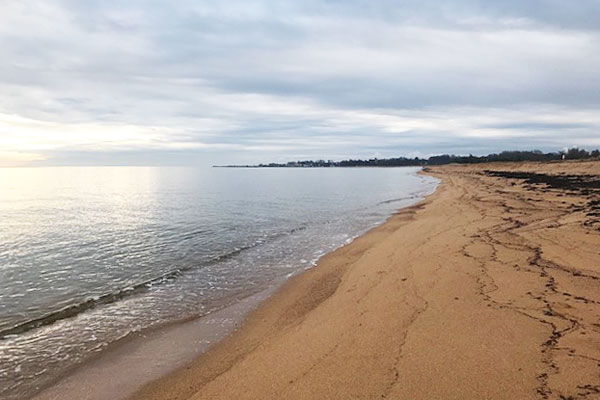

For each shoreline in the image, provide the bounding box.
[28,170,438,400]
[126,196,439,400]
[129,161,600,400]
[30,282,284,400]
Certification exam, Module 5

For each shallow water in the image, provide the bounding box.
[0,166,437,399]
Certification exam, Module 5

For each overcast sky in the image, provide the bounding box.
[1,0,599,166]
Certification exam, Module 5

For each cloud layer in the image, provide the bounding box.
[1,0,599,166]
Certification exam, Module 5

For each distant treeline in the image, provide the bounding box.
[219,148,600,168]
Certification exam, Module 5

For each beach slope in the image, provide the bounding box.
[131,162,600,400]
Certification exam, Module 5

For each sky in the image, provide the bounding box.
[0,0,599,167]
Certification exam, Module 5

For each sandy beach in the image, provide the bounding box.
[128,161,600,400]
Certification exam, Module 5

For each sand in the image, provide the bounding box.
[129,161,600,400]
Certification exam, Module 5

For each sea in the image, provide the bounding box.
[0,166,438,399]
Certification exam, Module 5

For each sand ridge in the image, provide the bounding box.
[129,161,600,400]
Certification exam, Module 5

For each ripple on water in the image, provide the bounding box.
[0,166,438,400]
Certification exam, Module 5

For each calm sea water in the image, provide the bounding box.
[0,166,437,399]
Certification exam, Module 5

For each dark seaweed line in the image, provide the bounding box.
[483,170,600,191]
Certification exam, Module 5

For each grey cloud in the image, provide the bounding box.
[0,0,599,166]
[483,122,594,131]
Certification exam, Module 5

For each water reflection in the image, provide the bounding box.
[0,166,438,399]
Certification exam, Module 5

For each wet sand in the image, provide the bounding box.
[30,285,281,400]
[129,161,600,400]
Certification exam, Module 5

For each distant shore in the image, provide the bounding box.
[126,160,600,400]
[214,148,600,168]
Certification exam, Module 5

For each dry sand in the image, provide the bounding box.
[130,161,600,400]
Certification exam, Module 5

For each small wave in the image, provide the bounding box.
[377,196,412,205]
[0,225,308,340]
[178,229,210,241]
[0,283,152,339]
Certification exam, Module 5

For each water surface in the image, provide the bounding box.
[0,166,438,399]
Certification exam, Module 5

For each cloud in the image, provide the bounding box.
[0,0,599,166]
